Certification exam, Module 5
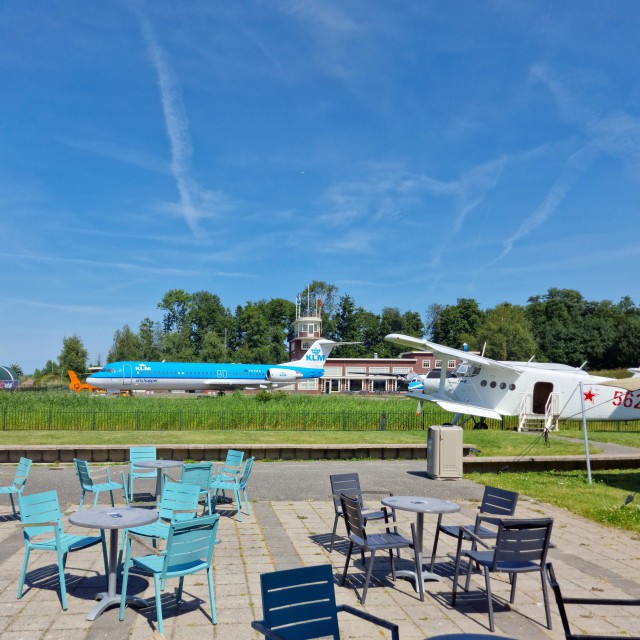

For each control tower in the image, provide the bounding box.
[288,298,323,361]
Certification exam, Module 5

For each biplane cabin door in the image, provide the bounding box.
[532,381,553,414]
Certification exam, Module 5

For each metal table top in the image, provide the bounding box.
[381,495,460,514]
[69,506,158,530]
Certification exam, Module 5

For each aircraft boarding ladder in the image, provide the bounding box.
[518,393,560,432]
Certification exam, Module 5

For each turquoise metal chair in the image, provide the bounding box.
[127,446,157,501]
[211,457,254,522]
[0,457,32,516]
[73,458,128,510]
[180,462,213,515]
[252,564,400,640]
[119,513,220,635]
[17,490,108,610]
[121,481,201,548]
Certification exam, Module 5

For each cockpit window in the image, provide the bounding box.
[100,367,116,373]
[454,364,481,377]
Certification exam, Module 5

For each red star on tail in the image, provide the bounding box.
[583,388,597,403]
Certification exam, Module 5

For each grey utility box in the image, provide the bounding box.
[427,424,463,479]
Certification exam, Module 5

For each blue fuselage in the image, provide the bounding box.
[87,361,325,392]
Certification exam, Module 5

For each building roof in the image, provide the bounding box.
[0,366,18,381]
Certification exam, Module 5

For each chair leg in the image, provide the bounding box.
[79,490,85,510]
[484,568,495,633]
[341,541,354,586]
[329,514,340,552]
[207,566,217,625]
[361,550,376,604]
[541,570,552,629]
[109,490,115,507]
[16,546,31,599]
[153,573,164,636]
[234,488,242,522]
[9,493,17,516]
[429,515,443,571]
[92,492,99,508]
[509,572,518,603]
[100,531,109,590]
[243,488,251,515]
[119,550,131,621]
[176,576,184,604]
[56,547,68,610]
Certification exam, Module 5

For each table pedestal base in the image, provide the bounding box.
[86,592,148,621]
[395,566,442,592]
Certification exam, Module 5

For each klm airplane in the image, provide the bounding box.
[87,339,339,393]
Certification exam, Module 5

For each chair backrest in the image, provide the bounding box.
[238,457,255,489]
[492,518,553,570]
[258,564,340,640]
[159,481,202,522]
[129,446,157,466]
[181,462,213,491]
[330,473,363,515]
[18,490,63,542]
[224,449,244,468]
[73,458,93,489]
[162,513,220,579]
[480,485,519,517]
[339,493,367,544]
[14,457,32,490]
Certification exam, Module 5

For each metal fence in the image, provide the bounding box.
[2,405,640,432]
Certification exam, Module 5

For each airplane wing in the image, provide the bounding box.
[385,333,524,373]
[406,391,504,420]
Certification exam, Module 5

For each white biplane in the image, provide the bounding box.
[385,333,640,430]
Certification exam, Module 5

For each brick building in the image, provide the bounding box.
[287,309,459,394]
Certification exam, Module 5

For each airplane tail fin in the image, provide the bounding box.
[68,370,84,392]
[287,339,360,369]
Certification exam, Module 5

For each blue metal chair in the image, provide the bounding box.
[119,513,220,636]
[180,462,213,515]
[211,456,254,522]
[252,564,400,640]
[210,449,244,488]
[121,481,201,548]
[127,446,157,501]
[73,458,128,510]
[17,490,108,610]
[0,457,32,516]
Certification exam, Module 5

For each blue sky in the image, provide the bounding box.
[1,1,639,373]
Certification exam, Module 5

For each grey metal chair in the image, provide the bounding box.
[430,485,519,571]
[339,493,422,604]
[329,472,385,552]
[546,562,640,640]
[452,517,554,632]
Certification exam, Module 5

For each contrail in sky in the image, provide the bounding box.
[133,3,202,237]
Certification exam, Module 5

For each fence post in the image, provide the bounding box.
[2,405,5,430]
[48,407,52,431]
[380,411,386,431]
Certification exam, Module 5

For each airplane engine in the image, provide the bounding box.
[265,368,303,382]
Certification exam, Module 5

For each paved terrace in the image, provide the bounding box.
[1,460,640,639]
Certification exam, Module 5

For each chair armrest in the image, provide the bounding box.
[339,605,400,639]
[127,533,165,556]
[250,620,289,640]
[458,525,491,549]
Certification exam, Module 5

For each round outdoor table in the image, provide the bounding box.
[381,495,460,590]
[133,459,183,508]
[69,506,158,620]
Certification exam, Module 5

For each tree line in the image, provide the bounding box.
[30,283,640,379]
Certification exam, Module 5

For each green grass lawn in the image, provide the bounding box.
[0,429,598,457]
[468,469,640,533]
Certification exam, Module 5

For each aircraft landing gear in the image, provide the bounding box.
[217,391,226,397]
[472,417,489,430]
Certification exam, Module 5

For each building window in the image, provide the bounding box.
[447,360,456,369]
[301,341,311,349]
[346,366,366,375]
[297,379,319,390]
[435,360,442,368]
[369,366,390,374]
[393,367,411,374]
[324,367,343,376]
[422,359,431,368]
